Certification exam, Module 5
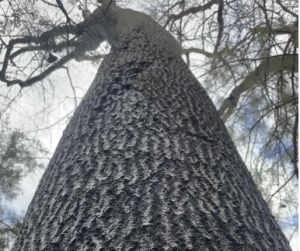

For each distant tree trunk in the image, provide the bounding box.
[12,3,291,251]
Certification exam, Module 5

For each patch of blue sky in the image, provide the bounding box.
[279,213,299,230]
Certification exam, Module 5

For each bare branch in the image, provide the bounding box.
[74,54,105,62]
[249,97,298,132]
[61,66,78,109]
[104,0,115,16]
[164,0,220,28]
[158,1,183,22]
[56,0,71,22]
[3,50,77,88]
[251,25,298,36]
[275,0,298,19]
[227,31,253,54]
[213,0,224,53]
[181,47,214,58]
[268,173,295,202]
[292,111,298,178]
[9,40,79,60]
[41,0,59,8]
[0,22,85,87]
[218,54,299,121]
[251,26,298,48]
[0,23,85,85]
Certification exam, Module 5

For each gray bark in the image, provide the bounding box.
[12,4,291,251]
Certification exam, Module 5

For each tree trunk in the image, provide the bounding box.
[12,6,291,251]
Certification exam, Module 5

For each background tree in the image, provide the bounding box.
[0,118,47,250]
[0,205,23,251]
[0,0,298,249]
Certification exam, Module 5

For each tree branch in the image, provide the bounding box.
[249,97,298,132]
[181,47,214,57]
[9,40,79,61]
[164,0,220,28]
[251,25,298,36]
[251,25,298,48]
[41,0,59,8]
[0,23,85,85]
[213,0,224,53]
[268,173,295,202]
[74,54,105,62]
[218,54,299,121]
[158,1,184,23]
[0,18,86,87]
[0,2,109,88]
[182,47,238,82]
[61,66,78,108]
[56,0,71,22]
[0,219,19,237]
[3,50,77,88]
[275,0,298,19]
[292,111,298,178]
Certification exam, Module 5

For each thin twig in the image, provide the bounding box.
[61,66,78,108]
[249,98,298,131]
[292,111,298,178]
[275,0,298,18]
[268,174,295,202]
[3,50,77,87]
[164,0,220,28]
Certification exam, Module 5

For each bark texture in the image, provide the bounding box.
[12,6,291,251]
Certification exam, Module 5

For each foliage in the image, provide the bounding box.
[0,206,23,251]
[0,119,47,249]
[0,128,45,201]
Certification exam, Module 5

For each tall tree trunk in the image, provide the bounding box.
[12,5,291,251]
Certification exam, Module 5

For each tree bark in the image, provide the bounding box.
[12,5,291,251]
